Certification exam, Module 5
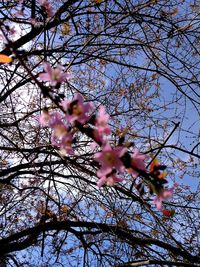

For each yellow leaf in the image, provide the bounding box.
[0,54,12,64]
[152,73,157,80]
[60,205,70,213]
[61,23,70,35]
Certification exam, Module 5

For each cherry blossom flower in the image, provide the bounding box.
[39,0,54,17]
[128,149,148,178]
[39,111,63,128]
[39,111,73,154]
[153,187,174,210]
[60,133,74,154]
[95,105,111,135]
[97,173,123,188]
[53,123,69,139]
[91,106,111,146]
[94,142,127,177]
[50,117,74,154]
[51,130,74,155]
[62,93,94,124]
[38,110,50,126]
[39,62,71,86]
[48,112,63,128]
[92,130,104,146]
[49,116,71,141]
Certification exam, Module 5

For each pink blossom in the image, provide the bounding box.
[50,118,74,154]
[62,93,94,124]
[51,130,74,155]
[39,111,73,154]
[91,106,111,146]
[39,62,71,86]
[60,133,74,155]
[48,112,63,128]
[95,105,111,135]
[49,115,71,141]
[92,129,110,147]
[38,111,50,126]
[94,142,127,177]
[53,123,68,139]
[128,149,148,178]
[97,174,123,188]
[153,188,174,210]
[39,0,54,17]
[39,111,63,128]
[92,130,104,145]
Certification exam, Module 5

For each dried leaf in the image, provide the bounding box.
[0,54,12,64]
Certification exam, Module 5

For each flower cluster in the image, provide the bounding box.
[38,65,175,210]
[39,111,74,155]
[39,62,71,87]
[61,93,94,124]
[94,142,126,187]
[94,142,150,188]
